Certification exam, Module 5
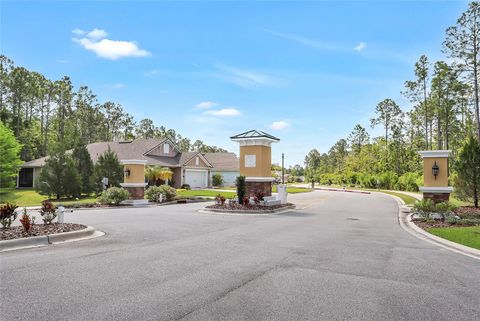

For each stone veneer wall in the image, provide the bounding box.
[423,192,450,203]
[125,187,145,200]
[246,181,272,197]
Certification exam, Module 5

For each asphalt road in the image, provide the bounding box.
[1,191,479,321]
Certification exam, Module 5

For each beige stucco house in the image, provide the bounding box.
[18,138,239,189]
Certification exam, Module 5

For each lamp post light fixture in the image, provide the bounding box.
[432,161,439,179]
[124,168,131,178]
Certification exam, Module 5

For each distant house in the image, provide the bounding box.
[18,138,239,189]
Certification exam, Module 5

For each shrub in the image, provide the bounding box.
[39,200,57,224]
[158,184,176,201]
[242,196,250,207]
[413,199,436,218]
[396,172,420,192]
[180,184,191,190]
[236,176,246,204]
[19,208,34,233]
[212,173,224,187]
[145,186,164,203]
[98,187,129,205]
[435,201,457,221]
[377,171,398,190]
[0,202,18,228]
[215,194,226,205]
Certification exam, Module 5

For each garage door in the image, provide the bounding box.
[185,170,208,188]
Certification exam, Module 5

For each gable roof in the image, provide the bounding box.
[21,139,239,171]
[230,130,280,141]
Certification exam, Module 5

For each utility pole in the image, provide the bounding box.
[281,153,285,184]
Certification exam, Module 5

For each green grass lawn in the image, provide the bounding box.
[0,188,98,207]
[376,190,418,205]
[176,189,235,198]
[427,226,480,250]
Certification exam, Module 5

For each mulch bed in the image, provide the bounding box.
[206,203,294,212]
[455,206,480,218]
[412,206,480,229]
[0,223,87,241]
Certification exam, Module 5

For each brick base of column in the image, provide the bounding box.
[423,192,450,203]
[124,186,145,200]
[246,181,272,197]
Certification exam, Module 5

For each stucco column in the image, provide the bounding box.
[418,150,453,203]
[119,160,148,200]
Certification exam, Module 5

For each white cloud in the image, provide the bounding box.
[269,120,290,130]
[72,28,151,60]
[145,69,160,76]
[214,63,279,89]
[354,42,366,51]
[204,108,240,117]
[102,83,126,89]
[86,28,108,40]
[265,29,338,51]
[195,101,218,109]
[72,28,85,36]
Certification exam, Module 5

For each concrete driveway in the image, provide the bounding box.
[1,191,479,321]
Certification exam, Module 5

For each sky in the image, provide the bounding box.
[0,1,469,166]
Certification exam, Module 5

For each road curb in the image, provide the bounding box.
[199,204,296,215]
[384,192,480,261]
[0,226,105,253]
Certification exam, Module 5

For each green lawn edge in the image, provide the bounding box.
[427,226,480,250]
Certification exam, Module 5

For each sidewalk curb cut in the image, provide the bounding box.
[0,226,105,253]
[384,193,480,261]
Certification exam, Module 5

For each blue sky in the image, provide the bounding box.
[1,1,468,166]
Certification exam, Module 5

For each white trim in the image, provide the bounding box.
[143,137,180,156]
[419,186,453,193]
[120,159,147,165]
[120,183,148,187]
[232,138,277,147]
[245,176,275,182]
[418,150,452,158]
[182,152,213,168]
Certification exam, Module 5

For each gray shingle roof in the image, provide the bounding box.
[230,130,280,141]
[203,152,239,171]
[21,139,239,171]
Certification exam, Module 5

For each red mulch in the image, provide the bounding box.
[206,203,293,212]
[0,223,86,240]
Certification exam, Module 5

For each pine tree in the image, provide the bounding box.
[72,144,94,194]
[0,120,23,187]
[93,146,123,192]
[455,135,480,208]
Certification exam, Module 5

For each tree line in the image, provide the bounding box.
[0,56,226,163]
[304,2,480,205]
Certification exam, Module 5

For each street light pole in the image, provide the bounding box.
[281,153,285,184]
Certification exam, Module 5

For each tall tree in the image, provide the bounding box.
[347,124,370,154]
[0,121,23,187]
[444,1,480,141]
[93,146,124,192]
[403,55,430,149]
[455,135,480,207]
[370,98,402,168]
[72,144,94,194]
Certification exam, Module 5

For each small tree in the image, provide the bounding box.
[93,146,123,192]
[455,135,480,208]
[37,148,82,199]
[72,144,94,194]
[212,173,224,187]
[0,121,23,187]
[145,166,173,186]
[236,176,246,204]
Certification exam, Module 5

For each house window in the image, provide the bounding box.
[163,143,170,154]
[195,157,199,166]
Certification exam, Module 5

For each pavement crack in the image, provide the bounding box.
[173,267,275,321]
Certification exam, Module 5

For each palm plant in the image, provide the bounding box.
[145,166,173,186]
